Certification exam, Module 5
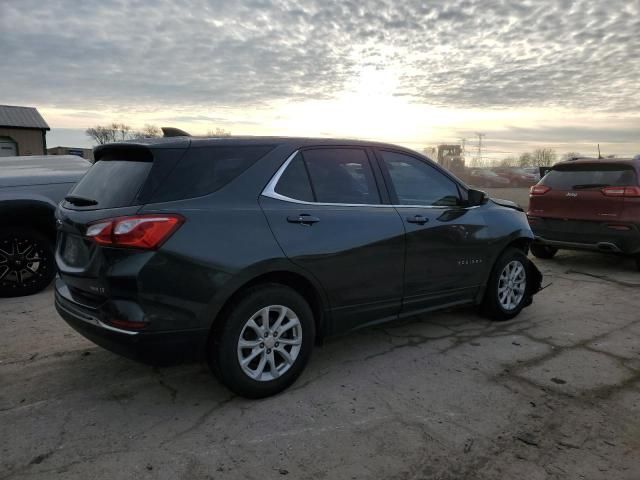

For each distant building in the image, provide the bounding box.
[0,105,50,156]
[48,146,94,162]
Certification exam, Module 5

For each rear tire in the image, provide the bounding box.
[0,227,55,297]
[481,248,532,321]
[530,243,558,259]
[208,284,315,398]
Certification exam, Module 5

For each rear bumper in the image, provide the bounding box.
[54,278,208,364]
[529,217,640,255]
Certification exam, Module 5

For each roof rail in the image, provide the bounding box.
[161,127,191,137]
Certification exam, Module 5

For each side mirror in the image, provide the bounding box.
[467,188,488,206]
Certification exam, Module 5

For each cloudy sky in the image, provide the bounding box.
[1,0,639,161]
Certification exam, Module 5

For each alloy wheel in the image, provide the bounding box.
[0,237,48,290]
[237,305,302,382]
[497,260,526,311]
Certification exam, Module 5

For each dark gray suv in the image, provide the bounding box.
[54,137,542,398]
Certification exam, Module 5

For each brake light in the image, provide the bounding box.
[85,214,183,249]
[530,185,550,195]
[601,186,640,197]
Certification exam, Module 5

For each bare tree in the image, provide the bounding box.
[207,127,232,137]
[561,152,581,161]
[111,123,131,141]
[498,156,518,167]
[132,124,162,139]
[518,152,533,167]
[85,125,118,145]
[87,123,163,144]
[531,148,557,167]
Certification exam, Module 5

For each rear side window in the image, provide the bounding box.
[66,160,152,209]
[151,145,275,202]
[542,164,637,190]
[275,154,314,202]
[302,148,380,204]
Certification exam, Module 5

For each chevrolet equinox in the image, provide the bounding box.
[55,136,542,398]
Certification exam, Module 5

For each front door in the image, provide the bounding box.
[376,149,489,315]
[260,147,405,334]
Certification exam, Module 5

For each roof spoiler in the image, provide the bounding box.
[162,127,191,137]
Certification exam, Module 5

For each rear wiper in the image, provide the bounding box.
[64,194,98,206]
[571,183,610,190]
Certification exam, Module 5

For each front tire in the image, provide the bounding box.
[530,243,558,259]
[209,284,315,398]
[0,227,55,298]
[481,248,532,321]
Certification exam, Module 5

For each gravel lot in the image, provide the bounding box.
[2,242,640,479]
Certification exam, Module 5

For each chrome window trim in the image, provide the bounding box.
[261,150,479,210]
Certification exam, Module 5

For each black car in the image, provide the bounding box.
[55,137,542,398]
[0,154,90,297]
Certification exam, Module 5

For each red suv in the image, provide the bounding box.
[527,157,640,270]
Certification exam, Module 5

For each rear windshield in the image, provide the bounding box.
[542,163,637,190]
[66,160,152,209]
[149,145,275,202]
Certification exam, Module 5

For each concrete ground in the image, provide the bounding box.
[2,254,640,479]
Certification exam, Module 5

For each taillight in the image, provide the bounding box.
[601,186,640,197]
[85,215,183,249]
[530,185,550,195]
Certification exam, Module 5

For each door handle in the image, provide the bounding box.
[406,215,429,225]
[287,214,320,225]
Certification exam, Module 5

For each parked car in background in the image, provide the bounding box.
[468,168,511,187]
[494,167,538,187]
[0,155,90,297]
[54,136,542,398]
[523,167,542,182]
[528,157,640,270]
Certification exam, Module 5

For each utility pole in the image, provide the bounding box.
[459,137,467,156]
[475,132,485,167]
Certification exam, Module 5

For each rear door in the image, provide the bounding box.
[375,149,488,314]
[260,147,405,334]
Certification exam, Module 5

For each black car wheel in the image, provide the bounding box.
[209,284,315,398]
[0,227,56,298]
[481,248,532,321]
[530,244,558,259]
